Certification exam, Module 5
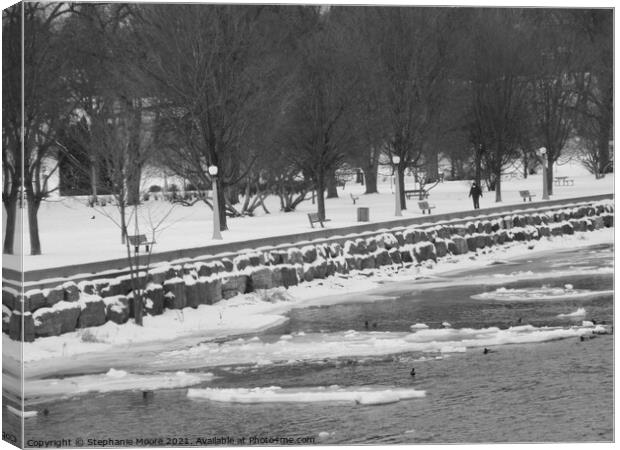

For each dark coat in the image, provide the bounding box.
[469,185,482,198]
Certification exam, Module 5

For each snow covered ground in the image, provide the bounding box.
[3,161,613,271]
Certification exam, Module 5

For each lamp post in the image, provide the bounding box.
[392,155,402,216]
[538,147,549,200]
[208,165,222,240]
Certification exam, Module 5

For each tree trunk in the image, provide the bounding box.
[133,291,143,326]
[398,165,407,210]
[494,169,502,203]
[326,169,338,198]
[362,163,378,194]
[119,200,127,245]
[546,156,554,196]
[522,153,528,178]
[126,165,141,206]
[598,113,611,175]
[218,179,228,231]
[3,198,17,254]
[26,196,42,255]
[316,175,326,221]
[90,160,98,202]
[474,149,483,187]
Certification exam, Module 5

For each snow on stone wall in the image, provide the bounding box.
[5,200,613,340]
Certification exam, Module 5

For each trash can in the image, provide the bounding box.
[357,207,369,222]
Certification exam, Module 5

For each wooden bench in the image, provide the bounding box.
[405,189,429,200]
[418,201,436,214]
[519,190,536,202]
[127,234,155,253]
[350,193,360,205]
[307,212,331,228]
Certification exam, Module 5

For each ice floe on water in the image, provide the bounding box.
[556,307,587,318]
[6,405,38,418]
[187,385,425,406]
[471,286,613,302]
[25,369,215,402]
[151,323,605,372]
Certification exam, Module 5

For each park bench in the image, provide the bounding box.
[418,200,436,214]
[554,176,574,186]
[405,189,429,200]
[127,234,155,253]
[519,190,536,202]
[350,193,360,204]
[307,212,331,228]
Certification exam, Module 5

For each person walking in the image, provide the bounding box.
[469,182,482,209]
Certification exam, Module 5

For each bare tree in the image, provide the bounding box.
[369,7,456,208]
[572,10,613,177]
[3,3,75,255]
[132,4,279,232]
[527,10,583,195]
[466,9,532,202]
[283,9,359,221]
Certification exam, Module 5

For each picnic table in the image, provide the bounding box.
[554,176,574,186]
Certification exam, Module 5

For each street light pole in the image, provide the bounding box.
[392,155,402,216]
[208,165,222,240]
[538,147,549,200]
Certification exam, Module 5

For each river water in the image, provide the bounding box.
[10,243,614,445]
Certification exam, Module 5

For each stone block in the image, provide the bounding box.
[221,274,248,299]
[328,243,342,258]
[63,282,80,302]
[185,281,201,308]
[203,276,223,304]
[144,284,165,315]
[413,230,429,243]
[466,236,477,252]
[2,288,16,310]
[2,306,11,333]
[374,249,391,267]
[360,254,376,270]
[233,254,252,271]
[104,295,130,324]
[221,258,234,272]
[388,247,402,264]
[33,301,81,337]
[592,216,604,230]
[561,222,574,235]
[25,289,46,312]
[301,264,315,282]
[434,239,448,258]
[413,242,436,262]
[77,295,107,328]
[365,237,378,253]
[311,259,328,279]
[287,248,304,265]
[248,267,274,290]
[78,281,96,295]
[451,236,468,255]
[301,245,318,263]
[354,238,368,254]
[163,278,186,309]
[9,311,35,341]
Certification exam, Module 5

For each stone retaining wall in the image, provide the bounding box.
[3,201,613,341]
